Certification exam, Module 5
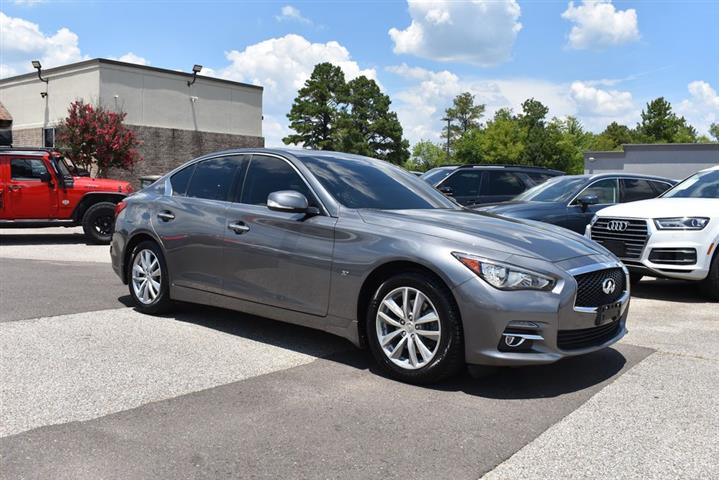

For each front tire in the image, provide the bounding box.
[366,272,464,384]
[82,201,116,244]
[700,250,719,301]
[128,241,173,314]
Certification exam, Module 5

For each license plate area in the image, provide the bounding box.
[596,302,622,326]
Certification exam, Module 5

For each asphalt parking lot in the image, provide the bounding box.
[1,228,717,480]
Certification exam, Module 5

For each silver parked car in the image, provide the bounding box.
[111,149,629,384]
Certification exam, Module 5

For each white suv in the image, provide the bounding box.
[586,165,719,300]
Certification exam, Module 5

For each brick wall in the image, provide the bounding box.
[11,127,42,147]
[107,125,264,187]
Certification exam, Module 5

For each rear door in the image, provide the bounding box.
[436,169,483,205]
[151,155,245,294]
[5,156,58,219]
[477,171,527,204]
[620,178,661,203]
[222,154,336,316]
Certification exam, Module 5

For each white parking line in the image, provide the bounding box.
[0,307,349,437]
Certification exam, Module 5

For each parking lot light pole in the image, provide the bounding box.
[442,116,452,159]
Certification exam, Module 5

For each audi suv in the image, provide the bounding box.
[112,149,630,383]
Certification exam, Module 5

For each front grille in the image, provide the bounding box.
[648,248,697,265]
[591,218,649,260]
[558,320,622,351]
[574,268,626,307]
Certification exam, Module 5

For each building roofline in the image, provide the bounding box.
[0,58,263,91]
[585,143,719,155]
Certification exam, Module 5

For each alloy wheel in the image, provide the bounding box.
[131,249,162,305]
[376,286,442,370]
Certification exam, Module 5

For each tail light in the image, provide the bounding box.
[114,200,127,218]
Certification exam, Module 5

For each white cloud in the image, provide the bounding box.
[275,5,311,24]
[569,81,634,116]
[388,0,522,66]
[110,52,149,65]
[0,11,84,78]
[561,0,640,50]
[678,81,719,135]
[216,34,376,146]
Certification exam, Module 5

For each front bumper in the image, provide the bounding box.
[454,259,629,367]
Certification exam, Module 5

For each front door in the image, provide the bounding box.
[222,154,336,316]
[4,157,58,219]
[151,155,244,294]
[564,178,619,233]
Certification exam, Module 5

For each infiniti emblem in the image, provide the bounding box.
[607,220,629,232]
[602,278,616,295]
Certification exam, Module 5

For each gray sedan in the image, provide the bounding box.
[111,149,629,384]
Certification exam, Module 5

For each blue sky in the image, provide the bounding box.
[2,0,718,146]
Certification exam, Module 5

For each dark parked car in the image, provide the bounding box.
[476,173,676,234]
[422,164,564,206]
[113,149,629,384]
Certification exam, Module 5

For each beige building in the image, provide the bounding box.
[0,58,264,183]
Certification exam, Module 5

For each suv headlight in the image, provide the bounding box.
[654,217,709,230]
[452,253,555,291]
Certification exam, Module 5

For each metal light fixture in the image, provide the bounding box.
[32,60,49,83]
[187,64,203,87]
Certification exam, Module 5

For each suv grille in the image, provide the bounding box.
[574,268,626,308]
[558,320,622,351]
[590,218,649,260]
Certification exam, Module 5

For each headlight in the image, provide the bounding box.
[653,217,709,230]
[452,253,555,291]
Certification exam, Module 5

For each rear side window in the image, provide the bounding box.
[621,178,656,202]
[241,155,312,206]
[11,159,48,180]
[440,170,482,196]
[482,171,526,195]
[186,157,241,201]
[650,181,672,195]
[170,165,195,196]
[526,172,555,184]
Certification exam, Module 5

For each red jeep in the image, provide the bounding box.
[0,147,133,244]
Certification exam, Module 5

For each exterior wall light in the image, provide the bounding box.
[32,60,49,83]
[187,64,202,87]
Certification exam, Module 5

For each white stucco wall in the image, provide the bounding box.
[0,60,263,138]
[0,63,100,129]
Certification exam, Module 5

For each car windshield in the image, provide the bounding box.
[421,167,456,185]
[53,156,72,177]
[513,176,588,202]
[300,154,459,210]
[662,168,719,198]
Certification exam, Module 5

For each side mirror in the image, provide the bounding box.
[267,190,312,214]
[576,194,599,211]
[438,186,454,197]
[39,172,52,183]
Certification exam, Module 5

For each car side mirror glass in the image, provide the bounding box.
[267,190,310,214]
[576,194,599,211]
[40,172,52,183]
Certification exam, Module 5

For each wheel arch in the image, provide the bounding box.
[72,192,126,222]
[356,260,460,348]
[122,230,164,284]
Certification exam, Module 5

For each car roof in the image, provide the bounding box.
[0,146,56,157]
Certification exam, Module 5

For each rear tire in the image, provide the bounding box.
[128,241,173,314]
[366,272,464,384]
[82,201,116,244]
[700,249,719,301]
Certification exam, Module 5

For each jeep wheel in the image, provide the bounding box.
[366,272,464,384]
[82,201,116,244]
[129,241,173,314]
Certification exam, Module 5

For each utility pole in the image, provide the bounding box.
[442,116,452,159]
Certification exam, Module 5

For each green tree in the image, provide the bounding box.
[636,97,697,143]
[442,92,485,144]
[453,108,526,165]
[340,76,409,164]
[404,140,447,171]
[710,123,719,142]
[600,121,635,149]
[283,63,347,150]
[518,98,552,167]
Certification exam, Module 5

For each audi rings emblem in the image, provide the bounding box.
[602,278,617,295]
[607,220,629,231]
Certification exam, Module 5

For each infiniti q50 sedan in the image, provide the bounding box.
[111,149,629,384]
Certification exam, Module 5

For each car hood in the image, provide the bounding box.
[596,197,719,219]
[475,201,561,218]
[358,208,609,262]
[72,176,133,193]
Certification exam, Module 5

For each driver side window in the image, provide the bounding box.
[575,178,619,204]
[240,155,315,206]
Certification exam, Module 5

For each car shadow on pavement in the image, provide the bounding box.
[155,302,637,400]
[0,232,90,246]
[631,278,710,303]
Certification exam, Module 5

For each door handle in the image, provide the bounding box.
[228,222,250,234]
[8,185,22,191]
[157,211,175,221]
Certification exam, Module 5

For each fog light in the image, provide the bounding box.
[504,335,526,347]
